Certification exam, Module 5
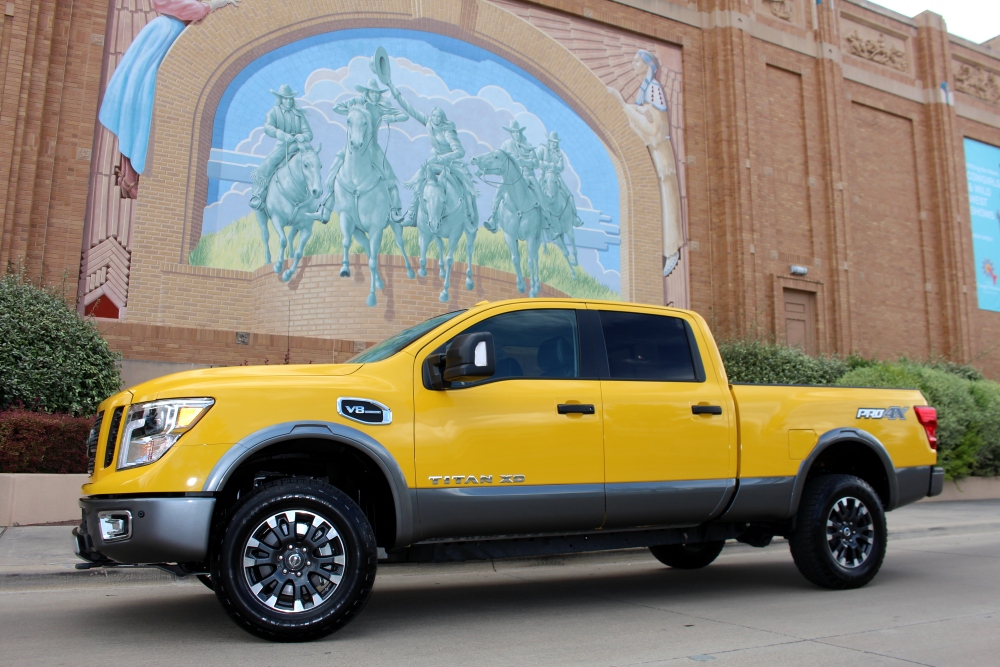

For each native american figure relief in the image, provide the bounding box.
[608,50,684,277]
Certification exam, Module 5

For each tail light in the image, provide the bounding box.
[914,406,938,450]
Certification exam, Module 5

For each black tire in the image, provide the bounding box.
[196,574,214,591]
[210,477,378,642]
[789,474,887,590]
[649,540,726,569]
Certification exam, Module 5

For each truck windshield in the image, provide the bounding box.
[348,310,466,363]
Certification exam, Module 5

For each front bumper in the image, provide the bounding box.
[75,496,215,565]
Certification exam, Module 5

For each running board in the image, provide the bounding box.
[396,522,748,563]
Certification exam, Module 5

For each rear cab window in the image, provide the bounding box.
[597,310,706,382]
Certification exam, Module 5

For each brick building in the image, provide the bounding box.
[1,0,999,382]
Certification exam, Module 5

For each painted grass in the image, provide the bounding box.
[189,213,618,300]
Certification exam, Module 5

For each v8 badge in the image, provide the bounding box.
[338,397,392,425]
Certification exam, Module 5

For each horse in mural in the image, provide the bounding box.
[472,149,546,298]
[539,168,583,280]
[255,142,324,283]
[331,105,413,307]
[410,164,478,302]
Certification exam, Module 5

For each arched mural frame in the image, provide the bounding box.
[126,0,663,324]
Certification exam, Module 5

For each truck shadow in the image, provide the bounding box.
[55,554,911,645]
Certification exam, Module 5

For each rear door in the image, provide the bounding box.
[591,306,736,528]
[412,304,605,540]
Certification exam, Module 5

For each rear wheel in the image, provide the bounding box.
[649,540,726,569]
[789,474,886,589]
[211,477,377,642]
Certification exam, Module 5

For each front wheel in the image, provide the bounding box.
[789,474,887,589]
[211,477,378,642]
[649,540,726,569]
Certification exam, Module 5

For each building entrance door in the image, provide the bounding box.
[784,288,816,355]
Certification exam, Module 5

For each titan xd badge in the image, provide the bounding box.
[856,407,908,420]
[428,475,526,485]
[337,397,392,425]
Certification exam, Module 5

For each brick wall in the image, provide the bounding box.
[0,0,108,287]
[2,0,1000,376]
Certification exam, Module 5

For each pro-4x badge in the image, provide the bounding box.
[856,407,908,420]
[337,397,392,425]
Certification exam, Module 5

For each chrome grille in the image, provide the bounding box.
[103,406,124,469]
[86,411,104,476]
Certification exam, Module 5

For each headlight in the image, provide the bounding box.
[118,398,214,470]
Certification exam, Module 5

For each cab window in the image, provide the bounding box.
[449,309,580,382]
[599,311,699,381]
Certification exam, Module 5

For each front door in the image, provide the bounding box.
[594,306,736,529]
[413,305,605,540]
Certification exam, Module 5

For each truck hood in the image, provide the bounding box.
[127,363,363,403]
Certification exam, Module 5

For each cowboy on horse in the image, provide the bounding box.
[491,120,547,232]
[249,84,314,212]
[313,77,409,223]
[388,80,478,235]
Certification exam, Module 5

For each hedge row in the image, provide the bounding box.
[718,339,999,479]
[0,409,92,474]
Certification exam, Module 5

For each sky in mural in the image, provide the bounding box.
[204,28,622,292]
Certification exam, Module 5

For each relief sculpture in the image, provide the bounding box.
[607,50,684,277]
[844,31,908,73]
[954,63,1000,106]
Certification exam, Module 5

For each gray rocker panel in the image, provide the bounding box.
[717,476,796,522]
[202,421,417,547]
[604,479,735,529]
[417,484,605,540]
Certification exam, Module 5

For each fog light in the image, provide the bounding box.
[98,511,132,542]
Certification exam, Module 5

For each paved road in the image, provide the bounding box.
[1,501,998,666]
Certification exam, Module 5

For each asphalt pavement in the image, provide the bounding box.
[1,500,998,666]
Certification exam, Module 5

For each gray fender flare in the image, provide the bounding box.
[202,422,416,548]
[788,427,898,516]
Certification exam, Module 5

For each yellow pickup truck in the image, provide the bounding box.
[74,298,943,641]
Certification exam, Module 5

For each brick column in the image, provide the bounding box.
[913,10,972,361]
[813,0,854,353]
[697,0,759,338]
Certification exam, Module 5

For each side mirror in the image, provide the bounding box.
[444,332,495,382]
[424,332,496,390]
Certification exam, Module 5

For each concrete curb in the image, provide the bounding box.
[920,477,1000,502]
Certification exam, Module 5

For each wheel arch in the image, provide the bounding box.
[203,422,416,548]
[789,428,898,516]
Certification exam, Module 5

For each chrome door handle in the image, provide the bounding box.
[558,404,595,415]
[692,405,722,415]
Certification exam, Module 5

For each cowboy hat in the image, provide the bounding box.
[370,46,392,86]
[270,84,299,98]
[355,77,389,94]
[502,120,526,134]
[548,131,560,142]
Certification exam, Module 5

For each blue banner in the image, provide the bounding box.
[966,138,1000,312]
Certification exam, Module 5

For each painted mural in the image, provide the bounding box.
[81,0,689,333]
[194,29,622,305]
[965,138,1000,312]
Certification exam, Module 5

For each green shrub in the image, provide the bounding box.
[0,270,121,416]
[0,409,92,474]
[718,339,848,385]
